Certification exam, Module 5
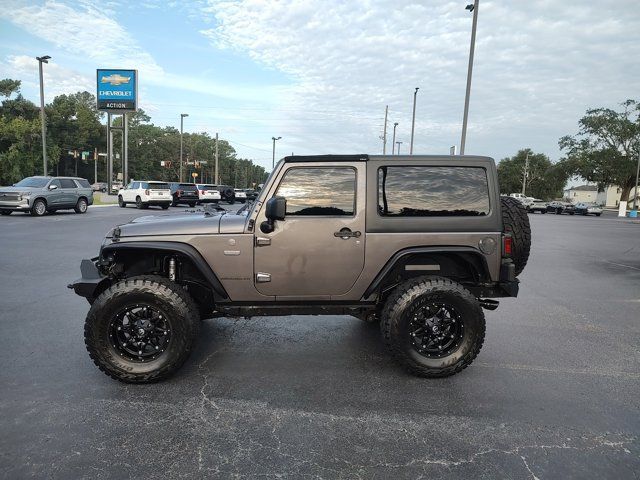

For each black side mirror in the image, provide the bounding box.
[261,196,286,233]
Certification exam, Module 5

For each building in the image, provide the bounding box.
[564,185,597,204]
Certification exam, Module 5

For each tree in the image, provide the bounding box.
[559,100,640,203]
[497,149,567,200]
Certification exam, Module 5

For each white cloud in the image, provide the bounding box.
[200,0,640,160]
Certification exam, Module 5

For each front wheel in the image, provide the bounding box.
[0,210,11,216]
[84,276,200,383]
[31,199,47,216]
[381,276,485,378]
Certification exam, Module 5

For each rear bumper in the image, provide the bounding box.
[144,200,172,206]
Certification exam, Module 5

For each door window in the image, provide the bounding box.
[49,179,61,189]
[275,167,355,216]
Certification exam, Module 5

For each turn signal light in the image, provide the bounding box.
[503,236,513,256]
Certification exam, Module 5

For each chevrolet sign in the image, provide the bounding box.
[96,69,137,112]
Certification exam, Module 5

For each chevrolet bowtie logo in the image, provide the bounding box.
[100,74,131,86]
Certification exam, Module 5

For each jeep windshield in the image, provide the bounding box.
[14,177,49,188]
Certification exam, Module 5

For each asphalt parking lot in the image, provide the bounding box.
[0,205,638,479]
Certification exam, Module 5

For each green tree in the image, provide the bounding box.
[559,100,640,203]
[497,149,567,200]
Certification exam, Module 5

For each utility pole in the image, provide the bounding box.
[214,132,219,185]
[272,136,282,169]
[460,0,479,155]
[392,122,398,155]
[36,55,50,175]
[382,105,388,154]
[94,148,98,183]
[396,141,403,155]
[410,88,419,155]
[633,153,640,211]
[521,152,530,195]
[179,113,188,182]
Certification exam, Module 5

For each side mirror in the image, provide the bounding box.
[49,184,58,190]
[260,196,286,233]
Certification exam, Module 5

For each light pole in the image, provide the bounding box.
[392,122,398,155]
[179,113,188,182]
[633,153,640,211]
[36,55,50,175]
[272,136,281,169]
[460,0,479,155]
[396,141,403,155]
[410,87,419,155]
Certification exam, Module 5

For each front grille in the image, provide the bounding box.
[0,192,21,200]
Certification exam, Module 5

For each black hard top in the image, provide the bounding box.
[282,154,494,163]
[283,154,369,163]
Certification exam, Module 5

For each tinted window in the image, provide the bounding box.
[131,182,140,189]
[15,177,49,188]
[178,183,197,191]
[276,167,355,216]
[378,166,489,217]
[76,179,91,188]
[148,182,169,190]
[198,185,215,190]
[60,179,77,189]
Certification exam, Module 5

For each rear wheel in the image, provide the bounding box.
[74,197,88,214]
[381,276,485,378]
[136,196,143,209]
[118,196,126,208]
[188,202,196,208]
[84,276,200,383]
[500,197,531,277]
[0,210,11,216]
[31,198,47,217]
[161,204,169,210]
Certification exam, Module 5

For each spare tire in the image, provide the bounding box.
[500,196,531,277]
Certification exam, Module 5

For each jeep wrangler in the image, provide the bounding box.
[70,155,530,383]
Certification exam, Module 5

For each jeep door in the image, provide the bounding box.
[253,163,366,298]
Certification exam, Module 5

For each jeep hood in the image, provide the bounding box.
[113,212,247,237]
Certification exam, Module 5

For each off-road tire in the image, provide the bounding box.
[84,275,200,383]
[381,276,485,378]
[500,196,531,277]
[74,197,88,214]
[31,198,47,216]
[0,210,11,215]
[118,196,126,208]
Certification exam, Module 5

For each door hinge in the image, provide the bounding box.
[256,272,271,283]
[255,237,271,246]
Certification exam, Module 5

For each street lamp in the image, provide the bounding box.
[392,122,398,155]
[272,136,282,169]
[36,55,50,175]
[633,153,640,211]
[396,141,403,155]
[410,87,419,155]
[180,113,188,182]
[460,0,479,155]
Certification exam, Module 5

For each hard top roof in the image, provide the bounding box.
[282,154,494,163]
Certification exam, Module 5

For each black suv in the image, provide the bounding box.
[168,183,199,207]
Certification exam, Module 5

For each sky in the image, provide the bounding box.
[0,0,638,172]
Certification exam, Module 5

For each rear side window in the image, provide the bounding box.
[276,167,355,216]
[378,166,490,216]
[59,179,77,189]
[75,179,91,188]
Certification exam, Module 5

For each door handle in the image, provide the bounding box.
[334,228,361,239]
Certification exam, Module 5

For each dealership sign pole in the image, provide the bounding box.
[96,69,137,194]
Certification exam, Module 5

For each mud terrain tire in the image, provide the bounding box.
[500,196,531,277]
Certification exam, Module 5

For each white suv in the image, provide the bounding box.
[233,188,247,203]
[195,184,222,204]
[118,181,172,209]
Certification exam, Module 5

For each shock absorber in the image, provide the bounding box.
[168,257,176,281]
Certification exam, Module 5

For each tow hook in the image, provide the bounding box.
[479,298,499,311]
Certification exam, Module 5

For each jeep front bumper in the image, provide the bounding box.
[68,258,108,301]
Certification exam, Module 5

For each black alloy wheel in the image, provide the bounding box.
[408,302,464,358]
[109,304,171,362]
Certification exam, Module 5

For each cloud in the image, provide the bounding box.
[199,0,640,160]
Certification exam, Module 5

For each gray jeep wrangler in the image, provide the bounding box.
[70,155,530,383]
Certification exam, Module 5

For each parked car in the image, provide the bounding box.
[168,182,199,207]
[0,176,93,216]
[527,199,548,213]
[234,188,247,203]
[110,181,123,194]
[117,180,171,209]
[575,202,602,216]
[244,189,258,201]
[546,201,575,215]
[91,182,107,192]
[212,184,236,204]
[195,184,221,204]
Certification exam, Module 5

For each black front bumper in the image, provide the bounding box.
[68,258,108,300]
